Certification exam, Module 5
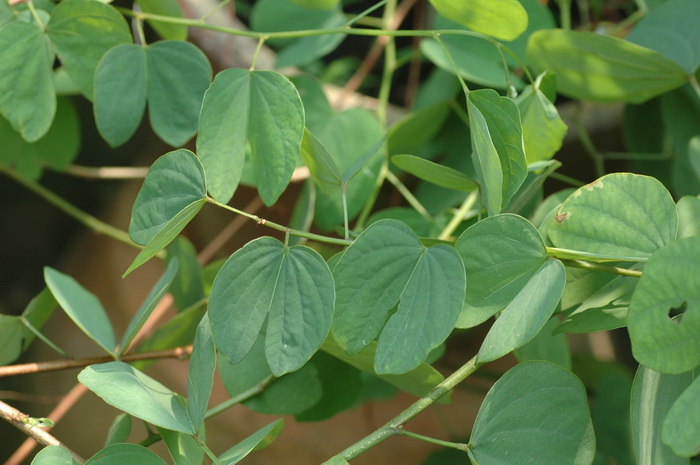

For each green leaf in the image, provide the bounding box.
[104,414,131,446]
[332,220,465,374]
[467,89,527,216]
[290,75,332,134]
[469,361,595,465]
[516,72,568,163]
[244,362,322,415]
[288,0,338,8]
[387,101,451,156]
[590,372,634,465]
[209,237,334,376]
[661,89,700,197]
[21,288,58,351]
[630,366,691,465]
[85,444,167,465]
[197,69,304,205]
[218,419,284,465]
[136,0,187,40]
[0,21,55,142]
[391,155,478,192]
[167,237,205,311]
[662,374,700,457]
[47,0,132,99]
[44,267,116,356]
[428,0,528,41]
[514,317,571,369]
[526,29,687,104]
[78,361,194,434]
[118,259,178,355]
[322,457,350,465]
[218,331,272,397]
[321,337,448,401]
[0,315,25,365]
[300,128,342,195]
[158,428,204,465]
[477,259,565,364]
[31,446,77,465]
[187,315,216,432]
[548,173,678,260]
[677,195,700,238]
[627,0,700,74]
[94,41,211,147]
[454,214,548,328]
[276,12,345,69]
[628,237,700,374]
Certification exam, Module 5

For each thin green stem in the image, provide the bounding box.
[559,259,642,278]
[250,36,267,70]
[330,356,479,462]
[347,0,389,27]
[546,246,648,263]
[449,100,471,127]
[200,0,234,21]
[205,375,274,420]
[207,197,352,246]
[548,171,585,187]
[385,171,432,222]
[438,191,478,240]
[26,1,45,29]
[689,72,700,103]
[135,16,147,46]
[393,428,469,452]
[2,169,139,250]
[434,35,470,96]
[575,103,605,178]
[354,158,389,231]
[376,0,397,126]
[20,317,69,358]
[341,185,350,240]
[195,435,223,465]
[556,0,572,30]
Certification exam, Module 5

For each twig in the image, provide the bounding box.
[62,165,150,179]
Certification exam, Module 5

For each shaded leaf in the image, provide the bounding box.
[300,128,342,195]
[104,414,131,447]
[677,195,700,239]
[244,362,322,415]
[187,315,216,432]
[662,374,700,457]
[85,444,167,465]
[136,0,187,40]
[514,317,571,370]
[219,420,284,465]
[31,446,77,465]
[392,155,478,192]
[167,237,205,311]
[158,428,204,465]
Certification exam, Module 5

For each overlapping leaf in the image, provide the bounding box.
[392,155,478,192]
[548,173,678,260]
[332,220,465,374]
[31,446,77,465]
[662,374,700,457]
[628,237,700,374]
[428,0,527,41]
[209,237,334,376]
[136,0,187,40]
[527,29,687,104]
[218,420,284,465]
[467,89,527,216]
[84,444,167,465]
[187,315,216,432]
[469,362,595,465]
[197,69,304,205]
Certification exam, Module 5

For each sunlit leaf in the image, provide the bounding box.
[428,0,527,41]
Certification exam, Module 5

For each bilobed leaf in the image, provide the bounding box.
[0,21,55,142]
[218,420,284,465]
[136,0,187,40]
[300,128,342,195]
[477,258,566,364]
[469,362,595,465]
[628,237,700,374]
[391,155,478,192]
[187,315,216,432]
[662,374,700,457]
[454,214,548,328]
[527,29,687,104]
[44,267,116,357]
[209,237,334,376]
[84,444,167,465]
[118,259,179,355]
[78,361,194,434]
[468,89,527,216]
[47,0,132,99]
[428,0,527,41]
[197,69,304,205]
[332,220,465,374]
[31,446,77,465]
[630,366,691,465]
[627,0,700,74]
[549,173,677,260]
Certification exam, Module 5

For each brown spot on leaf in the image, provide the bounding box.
[554,213,567,223]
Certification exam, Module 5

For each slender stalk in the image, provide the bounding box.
[200,0,234,21]
[575,103,605,178]
[135,16,147,45]
[385,171,432,221]
[250,36,267,70]
[26,1,45,29]
[376,0,398,126]
[341,185,350,240]
[347,0,390,27]
[20,317,69,358]
[546,246,648,263]
[438,191,478,240]
[689,72,700,103]
[329,356,479,461]
[207,197,352,246]
[2,169,139,250]
[354,158,389,230]
[195,435,223,465]
[548,171,585,187]
[556,0,572,30]
[434,35,470,96]
[559,259,642,278]
[205,375,274,420]
[393,428,469,452]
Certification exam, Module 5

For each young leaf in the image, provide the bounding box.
[31,446,77,465]
[428,0,527,41]
[391,155,478,192]
[84,444,167,465]
[548,173,678,260]
[208,237,334,376]
[78,361,194,434]
[332,220,465,374]
[477,259,565,364]
[197,69,304,205]
[46,0,132,99]
[300,128,342,195]
[467,89,527,216]
[527,29,687,104]
[44,268,116,357]
[157,428,205,465]
[0,21,55,142]
[662,374,700,457]
[454,214,548,328]
[218,419,284,465]
[469,361,595,465]
[187,315,216,432]
[628,237,700,374]
[118,258,179,355]
[630,366,691,465]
